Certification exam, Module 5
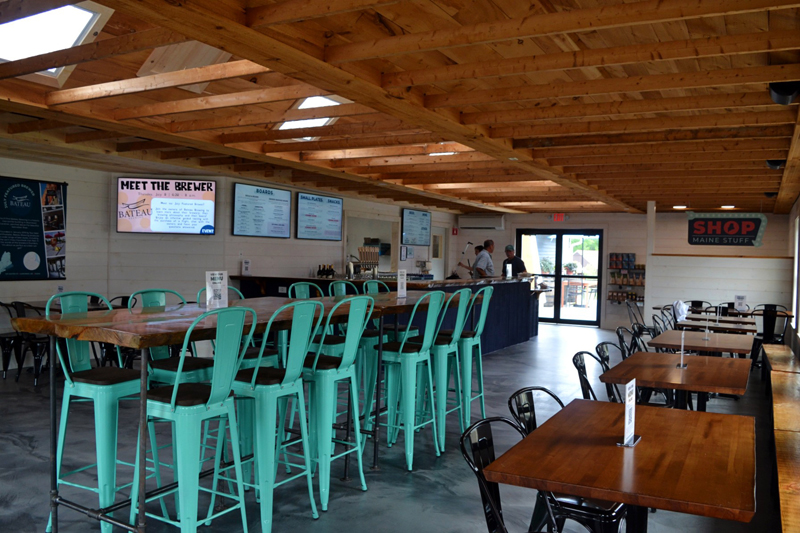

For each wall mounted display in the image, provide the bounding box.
[232,183,291,238]
[117,177,216,235]
[401,208,431,246]
[296,192,343,241]
[0,176,67,280]
[687,212,767,247]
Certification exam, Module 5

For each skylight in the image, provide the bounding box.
[429,151,457,156]
[0,6,98,75]
[298,96,343,109]
[278,117,332,131]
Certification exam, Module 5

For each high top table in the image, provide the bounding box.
[483,400,756,532]
[647,329,754,355]
[12,291,447,533]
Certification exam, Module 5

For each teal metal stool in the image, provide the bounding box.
[289,282,324,299]
[380,291,445,471]
[129,306,255,533]
[45,291,140,533]
[365,279,418,341]
[459,286,494,427]
[232,300,322,533]
[329,280,358,297]
[305,295,373,510]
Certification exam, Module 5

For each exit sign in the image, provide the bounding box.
[552,213,566,222]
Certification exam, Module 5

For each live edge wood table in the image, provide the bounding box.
[600,352,751,411]
[11,292,439,533]
[647,329,754,355]
[484,400,756,533]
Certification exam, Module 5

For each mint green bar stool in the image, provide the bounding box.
[381,291,444,471]
[305,295,373,510]
[358,281,390,437]
[289,282,324,299]
[129,306,255,533]
[365,280,418,341]
[329,280,358,297]
[45,292,141,533]
[459,286,494,427]
[232,300,322,533]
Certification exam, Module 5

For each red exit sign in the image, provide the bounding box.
[552,213,566,222]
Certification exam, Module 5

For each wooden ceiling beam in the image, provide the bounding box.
[325,0,800,63]
[564,162,774,173]
[423,180,558,190]
[64,130,130,143]
[428,64,800,108]
[169,103,376,133]
[47,60,270,105]
[6,119,72,134]
[549,150,787,167]
[261,133,444,153]
[577,169,781,179]
[198,156,239,166]
[223,119,413,144]
[495,201,612,210]
[300,142,471,161]
[775,109,800,213]
[354,160,511,175]
[233,163,274,173]
[329,152,494,168]
[463,92,781,126]
[160,149,221,160]
[116,140,179,152]
[532,138,792,158]
[247,0,400,27]
[0,28,189,80]
[385,30,800,89]
[114,84,325,120]
[0,0,80,26]
[514,126,794,149]
[394,174,545,185]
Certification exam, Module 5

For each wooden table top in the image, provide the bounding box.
[683,314,756,325]
[483,400,756,522]
[648,330,754,355]
[12,292,440,350]
[771,371,800,433]
[600,352,751,395]
[677,321,757,334]
[774,430,800,533]
[24,300,125,312]
[765,345,800,374]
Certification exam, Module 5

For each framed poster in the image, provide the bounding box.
[401,208,431,246]
[296,192,343,241]
[232,183,291,238]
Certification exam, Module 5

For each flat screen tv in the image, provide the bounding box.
[116,177,216,235]
[232,183,291,238]
[296,192,343,241]
[401,208,431,246]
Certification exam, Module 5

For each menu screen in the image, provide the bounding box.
[402,208,431,246]
[117,177,216,235]
[232,183,291,238]
[296,192,343,241]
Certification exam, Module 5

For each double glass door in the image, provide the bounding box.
[517,229,603,326]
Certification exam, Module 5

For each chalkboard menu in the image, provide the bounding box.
[401,208,431,246]
[232,183,291,238]
[296,192,343,241]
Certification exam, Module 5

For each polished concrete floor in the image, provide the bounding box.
[0,324,780,532]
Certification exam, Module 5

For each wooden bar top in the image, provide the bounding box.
[765,345,800,374]
[600,352,750,395]
[774,430,800,533]
[484,400,756,522]
[648,329,754,355]
[772,371,800,433]
[683,314,756,325]
[677,321,757,334]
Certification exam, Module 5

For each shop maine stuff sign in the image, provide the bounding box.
[687,212,767,247]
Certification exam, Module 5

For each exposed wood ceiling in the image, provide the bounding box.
[0,0,799,214]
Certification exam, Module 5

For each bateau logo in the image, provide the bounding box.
[119,198,151,219]
[3,183,35,216]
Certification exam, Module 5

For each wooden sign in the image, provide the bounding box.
[687,212,767,247]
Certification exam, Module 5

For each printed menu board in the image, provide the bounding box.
[232,183,291,238]
[296,192,343,241]
[117,177,216,235]
[402,209,431,246]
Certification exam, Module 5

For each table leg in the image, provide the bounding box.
[674,390,688,410]
[49,335,58,533]
[137,348,148,533]
[371,315,384,470]
[697,392,707,412]
[626,504,649,533]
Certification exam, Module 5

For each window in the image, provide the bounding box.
[0,1,113,87]
[275,95,350,142]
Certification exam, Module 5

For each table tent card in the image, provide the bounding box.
[205,271,229,309]
[398,269,407,298]
[618,378,641,447]
[734,295,747,312]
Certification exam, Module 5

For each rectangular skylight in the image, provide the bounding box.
[278,117,332,131]
[429,151,457,156]
[0,6,98,75]
[298,96,342,109]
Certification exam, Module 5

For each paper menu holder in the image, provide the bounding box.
[617,378,641,448]
[205,270,229,309]
[397,269,407,298]
[677,329,688,368]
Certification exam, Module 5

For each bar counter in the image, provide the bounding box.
[231,275,546,353]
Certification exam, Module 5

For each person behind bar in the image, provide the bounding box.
[502,244,527,276]
[458,245,483,276]
[473,240,495,278]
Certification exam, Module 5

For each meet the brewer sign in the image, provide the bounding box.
[687,212,767,247]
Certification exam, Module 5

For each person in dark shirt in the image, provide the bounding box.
[502,244,527,276]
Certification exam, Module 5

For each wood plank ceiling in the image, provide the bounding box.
[0,0,799,214]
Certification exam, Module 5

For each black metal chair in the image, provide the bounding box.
[750,309,790,370]
[596,341,624,369]
[630,323,651,351]
[651,314,668,335]
[572,351,619,403]
[0,301,21,379]
[659,305,676,329]
[614,326,640,360]
[625,300,656,337]
[506,388,627,533]
[703,305,730,317]
[720,301,750,312]
[687,300,712,312]
[10,301,50,386]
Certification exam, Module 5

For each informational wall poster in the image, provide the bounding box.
[232,183,291,238]
[117,177,216,235]
[687,212,767,247]
[402,209,431,246]
[0,176,67,281]
[296,192,343,241]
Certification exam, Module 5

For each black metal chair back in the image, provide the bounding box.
[651,314,667,334]
[507,386,564,435]
[753,303,788,312]
[596,341,623,368]
[660,308,675,329]
[687,300,712,312]
[758,309,790,344]
[630,323,649,351]
[573,351,618,402]
[614,326,637,360]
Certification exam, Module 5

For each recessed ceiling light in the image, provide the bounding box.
[673,205,687,209]
[508,157,519,161]
[721,205,736,209]
[428,151,457,157]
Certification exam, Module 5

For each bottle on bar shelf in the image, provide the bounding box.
[317,265,323,278]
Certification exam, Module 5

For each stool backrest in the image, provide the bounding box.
[329,280,358,297]
[438,288,472,344]
[507,386,564,435]
[289,282,323,299]
[196,285,244,306]
[309,295,374,371]
[396,291,445,355]
[363,280,390,294]
[129,289,187,360]
[46,291,116,378]
[467,286,494,338]
[168,306,256,409]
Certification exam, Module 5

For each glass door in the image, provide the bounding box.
[518,229,603,326]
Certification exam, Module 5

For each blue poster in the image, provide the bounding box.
[0,176,67,280]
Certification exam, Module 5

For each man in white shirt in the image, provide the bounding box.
[473,239,495,278]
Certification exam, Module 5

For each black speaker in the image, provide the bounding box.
[769,81,800,105]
